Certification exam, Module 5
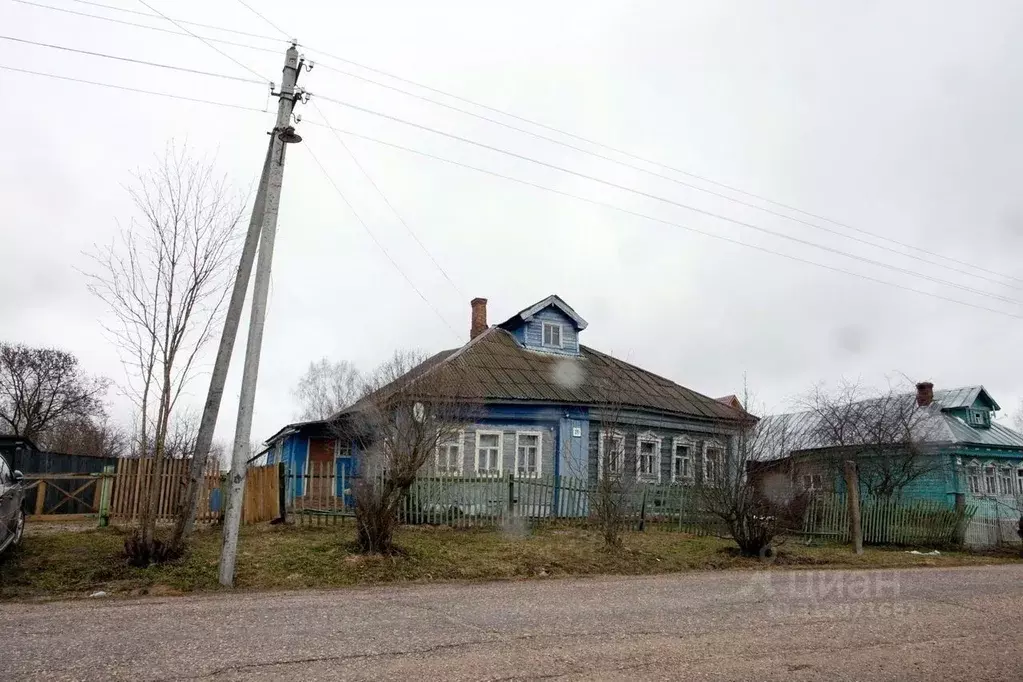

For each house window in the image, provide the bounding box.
[475,431,503,477]
[542,322,562,348]
[1017,467,1023,496]
[515,432,542,477]
[636,434,661,483]
[598,430,625,478]
[802,474,824,492]
[671,437,694,483]
[966,462,981,495]
[435,432,463,476]
[703,442,725,486]
[998,466,1013,496]
[984,463,997,495]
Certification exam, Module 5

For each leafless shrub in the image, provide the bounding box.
[335,349,481,554]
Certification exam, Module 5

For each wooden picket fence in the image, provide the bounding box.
[801,493,976,546]
[285,466,726,535]
[107,459,280,526]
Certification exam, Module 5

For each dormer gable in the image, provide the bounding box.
[498,295,587,356]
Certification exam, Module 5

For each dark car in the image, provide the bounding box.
[0,454,25,555]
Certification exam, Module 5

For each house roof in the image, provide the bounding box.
[499,294,589,331]
[755,386,1023,461]
[344,327,748,423]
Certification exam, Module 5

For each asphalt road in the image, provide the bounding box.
[2,564,1022,681]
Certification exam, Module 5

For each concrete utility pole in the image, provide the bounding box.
[219,43,305,587]
[172,142,272,548]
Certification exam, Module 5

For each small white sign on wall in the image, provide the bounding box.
[572,427,582,437]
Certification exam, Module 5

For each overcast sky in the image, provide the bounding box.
[3,0,1023,454]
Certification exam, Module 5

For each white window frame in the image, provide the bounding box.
[474,430,504,477]
[671,435,696,483]
[997,465,1013,496]
[514,431,543,478]
[598,429,625,479]
[702,440,726,487]
[966,461,982,495]
[1017,466,1023,496]
[635,432,662,484]
[541,321,563,348]
[435,430,464,476]
[983,462,998,495]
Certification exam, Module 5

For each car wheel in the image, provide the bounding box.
[12,510,24,546]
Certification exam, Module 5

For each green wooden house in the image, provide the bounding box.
[754,383,1023,547]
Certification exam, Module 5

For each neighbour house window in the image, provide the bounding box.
[966,462,981,495]
[703,442,725,486]
[998,466,1014,496]
[542,321,563,348]
[672,437,694,483]
[435,432,463,476]
[967,409,990,428]
[984,463,997,495]
[515,432,542,477]
[598,430,625,478]
[475,431,503,477]
[1018,467,1023,496]
[636,435,661,483]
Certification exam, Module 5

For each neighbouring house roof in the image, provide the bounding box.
[716,395,742,410]
[343,326,748,423]
[932,385,1000,411]
[499,294,589,331]
[755,386,1023,462]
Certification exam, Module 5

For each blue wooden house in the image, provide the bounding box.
[754,382,1023,546]
[264,294,750,507]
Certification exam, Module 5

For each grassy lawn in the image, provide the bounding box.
[1,523,1018,601]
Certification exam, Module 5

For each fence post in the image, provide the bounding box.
[97,465,115,527]
[638,487,648,532]
[33,480,47,516]
[277,462,287,524]
[506,472,515,519]
[844,461,863,555]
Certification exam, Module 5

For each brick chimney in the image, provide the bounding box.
[916,381,934,407]
[470,297,488,339]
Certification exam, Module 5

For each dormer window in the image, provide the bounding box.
[967,409,991,428]
[542,322,562,348]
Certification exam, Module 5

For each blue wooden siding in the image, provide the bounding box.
[509,307,581,355]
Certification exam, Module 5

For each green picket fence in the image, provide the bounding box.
[801,493,976,546]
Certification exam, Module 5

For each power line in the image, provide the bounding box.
[302,45,1023,286]
[310,100,465,300]
[1,63,267,111]
[313,96,1023,308]
[312,60,1022,292]
[233,0,290,40]
[135,0,270,83]
[0,34,265,83]
[11,0,281,55]
[302,142,463,340]
[300,119,1023,321]
[62,0,285,43]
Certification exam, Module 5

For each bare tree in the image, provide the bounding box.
[1013,400,1023,433]
[42,416,127,458]
[802,380,941,499]
[335,349,479,554]
[85,143,243,562]
[696,386,803,557]
[292,358,362,420]
[0,343,109,442]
